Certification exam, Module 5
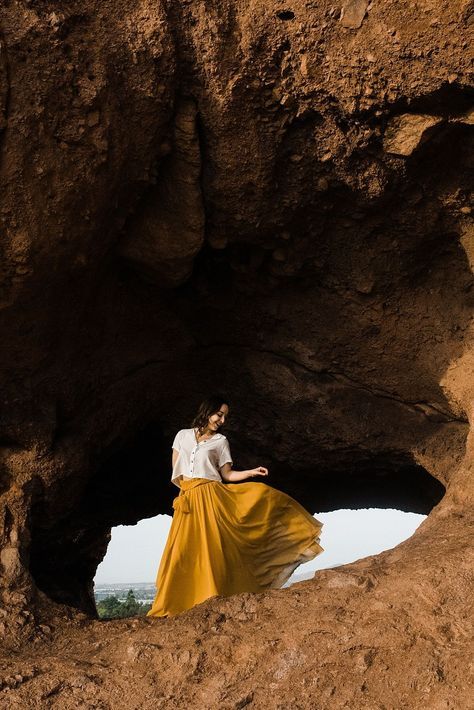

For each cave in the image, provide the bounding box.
[29,416,446,615]
[1,0,473,705]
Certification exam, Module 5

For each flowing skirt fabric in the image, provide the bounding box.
[147,478,323,618]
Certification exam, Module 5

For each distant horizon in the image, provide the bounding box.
[93,565,346,588]
[94,508,426,585]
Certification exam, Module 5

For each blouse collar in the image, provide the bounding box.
[192,428,223,442]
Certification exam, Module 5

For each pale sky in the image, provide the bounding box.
[94,508,426,585]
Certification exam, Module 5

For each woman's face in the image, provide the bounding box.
[208,403,229,432]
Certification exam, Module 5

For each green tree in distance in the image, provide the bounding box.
[96,590,152,619]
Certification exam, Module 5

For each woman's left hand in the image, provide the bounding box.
[249,466,268,477]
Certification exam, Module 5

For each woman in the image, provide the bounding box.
[147,395,323,618]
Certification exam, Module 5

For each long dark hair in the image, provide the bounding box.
[191,395,229,434]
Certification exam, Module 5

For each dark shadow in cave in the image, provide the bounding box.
[29,424,445,616]
[275,454,445,516]
[391,82,474,120]
[29,421,172,616]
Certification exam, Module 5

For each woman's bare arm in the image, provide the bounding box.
[219,462,268,482]
[172,448,179,468]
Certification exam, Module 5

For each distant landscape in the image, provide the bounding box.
[93,569,324,614]
[94,582,157,605]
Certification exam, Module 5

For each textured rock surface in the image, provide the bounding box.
[0,0,473,706]
[383,113,443,155]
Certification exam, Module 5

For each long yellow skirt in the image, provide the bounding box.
[146,478,323,618]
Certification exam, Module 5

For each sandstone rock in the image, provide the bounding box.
[118,98,205,287]
[453,107,474,125]
[340,0,368,29]
[0,38,8,131]
[0,547,22,578]
[383,113,443,155]
[0,0,473,707]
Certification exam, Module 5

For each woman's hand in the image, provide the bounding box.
[220,464,269,482]
[248,466,269,478]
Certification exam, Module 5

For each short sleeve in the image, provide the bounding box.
[172,430,182,452]
[218,438,233,468]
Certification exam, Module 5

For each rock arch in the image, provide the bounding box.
[0,0,473,705]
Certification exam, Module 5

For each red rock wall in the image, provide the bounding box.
[0,0,473,705]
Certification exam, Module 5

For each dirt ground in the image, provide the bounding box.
[0,0,473,707]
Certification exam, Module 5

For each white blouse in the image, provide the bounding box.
[171,428,233,488]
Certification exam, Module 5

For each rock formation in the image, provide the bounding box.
[0,0,473,706]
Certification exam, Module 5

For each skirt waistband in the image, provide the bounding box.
[173,478,215,514]
[179,477,215,492]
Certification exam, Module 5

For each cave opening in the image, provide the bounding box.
[93,506,429,617]
[29,421,445,617]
